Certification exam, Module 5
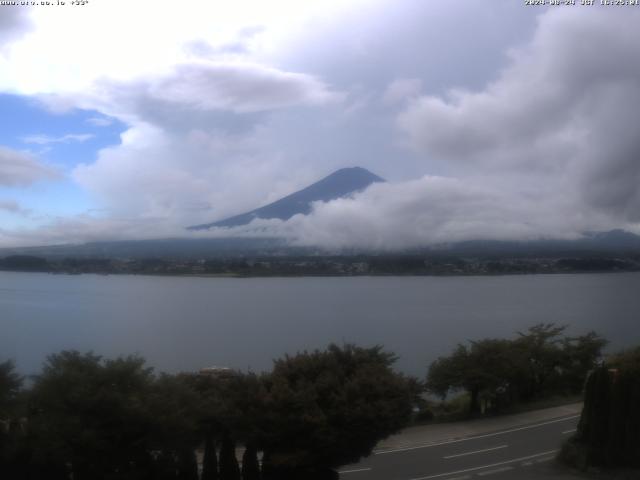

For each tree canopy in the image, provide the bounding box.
[427,324,607,414]
[562,345,640,470]
[0,360,21,419]
[259,344,415,476]
[1,344,417,480]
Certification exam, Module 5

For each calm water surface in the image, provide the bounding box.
[1,271,639,376]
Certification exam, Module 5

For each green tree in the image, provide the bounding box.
[426,345,466,400]
[427,340,514,414]
[566,347,640,469]
[28,351,157,479]
[186,370,265,479]
[177,448,199,480]
[201,431,219,480]
[0,360,24,480]
[219,433,241,480]
[512,323,567,400]
[427,324,607,415]
[146,373,202,477]
[241,442,260,480]
[0,360,22,418]
[559,331,607,393]
[259,344,414,478]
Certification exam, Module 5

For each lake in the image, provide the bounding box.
[1,271,639,377]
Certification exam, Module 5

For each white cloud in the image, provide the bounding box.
[148,62,341,113]
[21,133,94,145]
[198,175,614,250]
[0,146,59,186]
[86,116,113,127]
[70,121,321,227]
[188,7,640,250]
[2,3,640,249]
[396,7,640,225]
[0,5,32,46]
[0,213,180,248]
[0,2,347,243]
[382,78,422,106]
[0,0,368,95]
[0,199,29,216]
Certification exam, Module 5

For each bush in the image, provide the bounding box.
[260,344,415,474]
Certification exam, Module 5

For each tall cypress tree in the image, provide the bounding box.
[202,432,219,480]
[177,448,199,480]
[575,354,640,469]
[578,365,612,466]
[241,442,261,480]
[607,369,640,467]
[219,434,241,480]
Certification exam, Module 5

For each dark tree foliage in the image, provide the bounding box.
[177,448,199,480]
[201,431,219,480]
[513,323,568,400]
[146,373,202,452]
[184,369,265,480]
[427,340,514,414]
[0,360,22,416]
[185,370,264,441]
[27,351,158,479]
[2,343,415,479]
[259,344,414,475]
[427,324,607,414]
[219,434,241,480]
[241,442,261,480]
[576,365,612,465]
[572,347,640,468]
[559,331,609,393]
[0,255,49,272]
[0,361,24,479]
[152,451,179,480]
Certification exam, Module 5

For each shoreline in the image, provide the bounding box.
[2,268,640,279]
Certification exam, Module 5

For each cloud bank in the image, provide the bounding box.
[1,4,640,249]
[0,146,59,186]
[200,7,640,249]
[397,8,640,225]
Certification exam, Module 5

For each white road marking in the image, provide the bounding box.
[521,461,533,466]
[408,449,558,480]
[443,445,508,459]
[535,457,555,463]
[338,467,372,474]
[375,415,579,455]
[477,466,514,476]
[562,429,577,435]
[444,476,471,480]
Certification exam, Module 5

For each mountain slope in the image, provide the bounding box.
[188,166,385,230]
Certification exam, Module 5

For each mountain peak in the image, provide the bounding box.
[188,167,384,230]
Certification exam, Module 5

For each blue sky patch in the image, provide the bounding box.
[0,94,127,227]
[0,93,125,170]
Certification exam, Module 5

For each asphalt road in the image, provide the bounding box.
[339,414,580,480]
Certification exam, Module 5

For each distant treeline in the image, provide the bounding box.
[1,253,640,276]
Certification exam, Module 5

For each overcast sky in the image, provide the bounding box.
[0,0,639,248]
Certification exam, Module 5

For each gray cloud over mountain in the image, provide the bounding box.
[0,6,32,46]
[0,146,59,186]
[397,8,640,225]
[0,199,29,215]
[151,62,341,113]
[2,3,640,248]
[206,7,640,248]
